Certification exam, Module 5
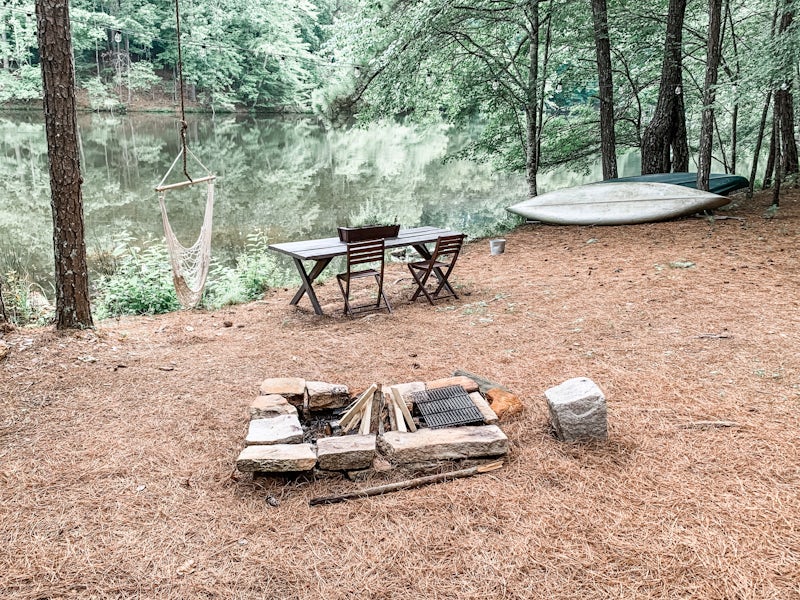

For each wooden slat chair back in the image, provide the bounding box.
[336,239,392,316]
[408,233,466,304]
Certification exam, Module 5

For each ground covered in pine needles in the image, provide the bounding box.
[1,190,799,599]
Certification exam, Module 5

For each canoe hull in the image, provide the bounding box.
[507,182,730,226]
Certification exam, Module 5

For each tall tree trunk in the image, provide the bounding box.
[711,113,730,171]
[730,101,738,173]
[535,0,553,188]
[763,124,776,189]
[641,0,689,174]
[525,0,540,198]
[1,18,9,71]
[774,85,799,177]
[34,0,93,329]
[748,91,772,198]
[724,0,740,173]
[772,106,782,206]
[0,280,8,325]
[775,1,799,178]
[697,0,723,191]
[126,35,132,104]
[591,0,618,179]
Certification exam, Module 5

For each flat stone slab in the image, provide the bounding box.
[250,395,298,419]
[316,434,376,471]
[237,444,317,472]
[545,377,607,443]
[378,425,508,463]
[469,391,499,425]
[426,376,479,393]
[245,415,304,446]
[307,381,350,411]
[259,377,306,408]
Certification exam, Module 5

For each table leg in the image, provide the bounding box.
[290,257,332,315]
[412,243,432,260]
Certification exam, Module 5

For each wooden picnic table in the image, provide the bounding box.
[268,226,459,315]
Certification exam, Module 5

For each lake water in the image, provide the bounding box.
[0,111,639,293]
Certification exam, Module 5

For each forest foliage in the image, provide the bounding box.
[1,0,330,111]
[1,0,797,183]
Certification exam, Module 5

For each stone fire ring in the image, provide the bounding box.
[236,376,518,476]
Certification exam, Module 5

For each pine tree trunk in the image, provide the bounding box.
[775,1,799,178]
[730,103,738,173]
[524,0,540,198]
[697,0,723,191]
[591,0,618,179]
[725,0,740,174]
[641,0,688,174]
[763,125,775,189]
[126,35,132,104]
[34,0,93,329]
[772,106,782,206]
[1,20,9,71]
[748,91,772,197]
[0,280,7,324]
[535,1,553,192]
[774,87,799,177]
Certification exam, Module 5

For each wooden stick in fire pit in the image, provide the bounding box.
[309,460,504,506]
[340,383,378,432]
[392,395,406,432]
[390,386,416,432]
[386,390,398,431]
[359,396,373,435]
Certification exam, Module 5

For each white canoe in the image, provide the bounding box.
[507,182,730,225]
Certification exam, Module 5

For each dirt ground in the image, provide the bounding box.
[1,190,799,599]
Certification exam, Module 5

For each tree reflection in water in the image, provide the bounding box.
[3,111,612,292]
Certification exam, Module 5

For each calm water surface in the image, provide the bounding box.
[0,111,636,293]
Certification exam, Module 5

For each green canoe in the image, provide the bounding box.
[598,172,748,196]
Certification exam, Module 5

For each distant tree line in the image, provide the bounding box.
[1,0,332,112]
[322,0,799,198]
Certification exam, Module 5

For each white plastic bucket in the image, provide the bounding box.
[489,239,506,255]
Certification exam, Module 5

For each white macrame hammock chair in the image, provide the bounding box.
[155,147,216,308]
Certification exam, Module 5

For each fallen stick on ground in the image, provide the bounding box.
[682,420,741,429]
[696,333,732,339]
[696,215,745,221]
[309,460,503,506]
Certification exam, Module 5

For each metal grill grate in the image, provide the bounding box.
[410,385,484,429]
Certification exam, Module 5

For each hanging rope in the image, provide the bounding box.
[174,0,190,181]
[154,0,216,309]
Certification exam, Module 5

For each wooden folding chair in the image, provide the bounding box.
[408,233,465,304]
[336,239,392,316]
